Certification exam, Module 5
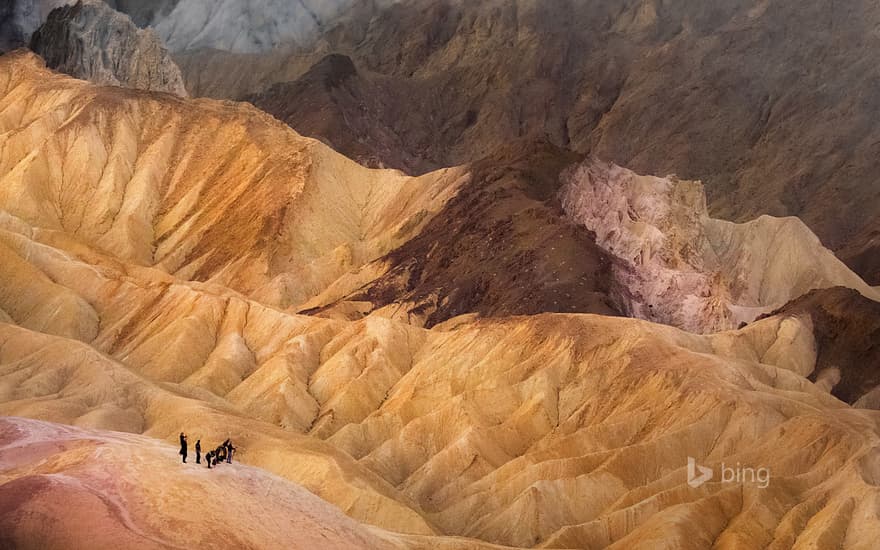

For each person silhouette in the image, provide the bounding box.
[195,440,201,464]
[179,432,188,463]
[206,451,213,469]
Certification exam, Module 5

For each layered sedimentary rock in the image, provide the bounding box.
[175,0,880,283]
[1,212,879,547]
[0,51,467,311]
[29,0,187,96]
[2,50,875,334]
[559,159,880,332]
[2,49,880,549]
[308,141,622,327]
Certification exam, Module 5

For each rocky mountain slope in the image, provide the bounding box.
[244,53,437,173]
[763,287,880,408]
[1,51,880,548]
[308,141,622,327]
[559,159,879,332]
[30,0,187,96]
[0,51,469,312]
[1,208,879,547]
[169,0,880,284]
[2,49,876,331]
[107,0,368,54]
[13,1,875,283]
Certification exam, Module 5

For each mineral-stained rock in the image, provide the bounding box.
[178,0,880,284]
[2,49,880,549]
[311,140,623,327]
[559,159,880,332]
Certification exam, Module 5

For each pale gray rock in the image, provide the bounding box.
[151,0,364,53]
[30,0,187,96]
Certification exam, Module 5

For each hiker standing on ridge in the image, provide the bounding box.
[179,432,188,463]
[195,439,201,464]
[222,439,234,464]
[206,451,213,469]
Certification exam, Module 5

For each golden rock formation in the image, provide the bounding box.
[1,50,879,549]
[0,50,467,311]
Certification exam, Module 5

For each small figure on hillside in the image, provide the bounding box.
[179,432,188,463]
[206,450,213,469]
[222,439,235,464]
[216,445,226,463]
[195,439,202,464]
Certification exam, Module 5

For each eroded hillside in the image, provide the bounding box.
[169,0,880,284]
[1,52,879,549]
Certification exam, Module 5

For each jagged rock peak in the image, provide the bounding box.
[30,0,187,96]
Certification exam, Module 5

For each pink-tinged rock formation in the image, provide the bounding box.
[559,159,879,332]
[0,416,398,549]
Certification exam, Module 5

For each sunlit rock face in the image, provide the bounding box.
[2,35,880,550]
[30,1,187,96]
[0,50,467,311]
[559,159,879,333]
[0,417,400,550]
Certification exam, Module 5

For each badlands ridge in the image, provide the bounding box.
[0,51,879,549]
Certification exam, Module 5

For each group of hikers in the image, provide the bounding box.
[178,432,236,469]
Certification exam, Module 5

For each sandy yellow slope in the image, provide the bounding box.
[1,202,879,547]
[1,50,880,549]
[0,50,467,311]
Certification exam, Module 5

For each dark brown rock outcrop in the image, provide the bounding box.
[765,287,880,406]
[314,141,623,327]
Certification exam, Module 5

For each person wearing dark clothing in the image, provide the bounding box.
[195,440,201,464]
[206,451,213,469]
[216,446,226,463]
[226,442,235,464]
[179,433,188,463]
